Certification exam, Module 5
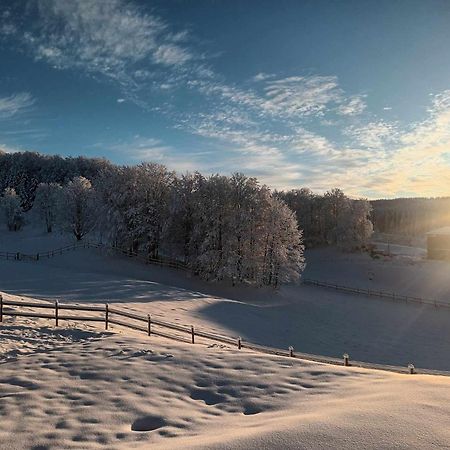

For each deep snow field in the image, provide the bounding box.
[2,300,450,450]
[2,227,450,448]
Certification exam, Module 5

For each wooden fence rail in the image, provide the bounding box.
[302,278,450,309]
[0,241,188,271]
[1,294,448,377]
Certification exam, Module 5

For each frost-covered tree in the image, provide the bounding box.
[0,151,112,210]
[279,188,373,249]
[60,176,97,240]
[260,195,305,286]
[97,163,175,257]
[166,172,203,263]
[131,163,175,259]
[187,173,305,286]
[33,182,62,233]
[0,187,23,231]
[336,199,373,250]
[222,174,261,284]
[323,188,348,244]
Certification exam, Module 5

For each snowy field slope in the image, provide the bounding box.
[304,246,450,302]
[1,306,450,450]
[1,228,450,371]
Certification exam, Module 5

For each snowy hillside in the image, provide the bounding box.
[304,246,450,302]
[1,304,450,450]
[1,228,450,371]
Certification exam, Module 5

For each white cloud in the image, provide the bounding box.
[343,121,398,149]
[337,95,367,116]
[0,93,35,119]
[262,75,342,117]
[105,136,199,173]
[0,143,23,153]
[2,1,448,198]
[252,72,274,82]
[153,44,192,66]
[7,0,194,93]
[292,128,335,155]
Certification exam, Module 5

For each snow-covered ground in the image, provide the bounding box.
[1,228,450,370]
[2,305,450,450]
[2,228,450,447]
[304,246,450,302]
[372,241,427,258]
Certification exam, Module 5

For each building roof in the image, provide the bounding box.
[426,227,450,236]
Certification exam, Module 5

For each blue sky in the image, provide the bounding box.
[1,0,450,199]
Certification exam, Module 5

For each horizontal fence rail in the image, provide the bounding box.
[302,278,450,310]
[0,241,188,271]
[1,294,448,377]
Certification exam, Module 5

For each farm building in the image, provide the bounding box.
[426,227,450,260]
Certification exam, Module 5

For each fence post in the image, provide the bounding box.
[0,294,3,322]
[105,304,109,330]
[147,314,151,336]
[55,300,59,327]
[343,353,349,366]
[238,336,242,350]
[289,346,294,357]
[191,325,195,344]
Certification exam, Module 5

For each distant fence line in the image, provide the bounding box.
[0,241,188,271]
[302,278,450,309]
[1,294,448,377]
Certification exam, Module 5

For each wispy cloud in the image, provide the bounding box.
[251,72,275,82]
[337,95,367,116]
[1,1,449,198]
[103,136,200,173]
[3,0,195,96]
[0,93,35,119]
[262,75,343,117]
[0,143,30,153]
[343,121,398,149]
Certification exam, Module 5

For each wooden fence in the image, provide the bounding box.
[302,278,450,309]
[0,242,101,261]
[0,241,188,271]
[1,294,448,377]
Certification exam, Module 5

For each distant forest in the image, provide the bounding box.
[371,198,450,236]
[0,151,112,210]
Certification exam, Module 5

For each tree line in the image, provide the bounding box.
[0,151,374,286]
[371,197,450,236]
[278,188,373,249]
